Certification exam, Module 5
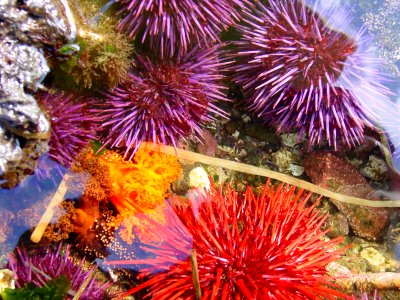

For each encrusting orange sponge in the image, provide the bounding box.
[98,145,182,214]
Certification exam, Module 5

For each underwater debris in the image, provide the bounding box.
[106,180,348,299]
[30,175,71,243]
[0,210,15,245]
[0,0,75,184]
[149,143,400,207]
[363,0,400,77]
[329,261,399,298]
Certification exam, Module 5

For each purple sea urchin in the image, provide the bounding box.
[7,244,111,299]
[232,0,391,149]
[97,45,229,159]
[115,0,244,57]
[36,91,98,167]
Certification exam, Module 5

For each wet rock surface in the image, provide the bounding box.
[304,152,389,241]
[0,0,75,184]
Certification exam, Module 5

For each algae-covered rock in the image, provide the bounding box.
[304,152,389,241]
[325,212,350,239]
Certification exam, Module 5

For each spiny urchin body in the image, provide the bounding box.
[116,0,246,57]
[106,181,348,299]
[7,244,111,299]
[36,91,98,167]
[97,45,229,159]
[232,0,391,149]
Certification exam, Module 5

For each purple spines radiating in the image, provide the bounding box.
[97,45,229,160]
[37,91,98,167]
[232,0,392,149]
[7,244,111,299]
[116,0,245,57]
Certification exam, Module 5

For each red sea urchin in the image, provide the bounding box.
[115,0,246,57]
[106,181,349,299]
[97,45,229,159]
[36,91,98,167]
[232,0,391,149]
[7,244,111,299]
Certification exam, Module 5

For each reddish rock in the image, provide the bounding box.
[197,129,218,157]
[390,170,400,191]
[304,152,389,241]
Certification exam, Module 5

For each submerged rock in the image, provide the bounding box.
[0,0,75,185]
[304,152,389,241]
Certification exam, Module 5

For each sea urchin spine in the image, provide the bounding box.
[97,45,229,159]
[36,91,98,167]
[232,0,391,149]
[7,244,111,299]
[116,0,245,57]
[106,181,349,299]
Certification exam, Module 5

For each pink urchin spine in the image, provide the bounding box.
[231,0,392,149]
[116,0,246,57]
[36,91,98,167]
[96,45,230,159]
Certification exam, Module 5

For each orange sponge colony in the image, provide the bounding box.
[98,145,182,214]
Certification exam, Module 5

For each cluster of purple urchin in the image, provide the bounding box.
[35,0,238,165]
[37,0,393,165]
